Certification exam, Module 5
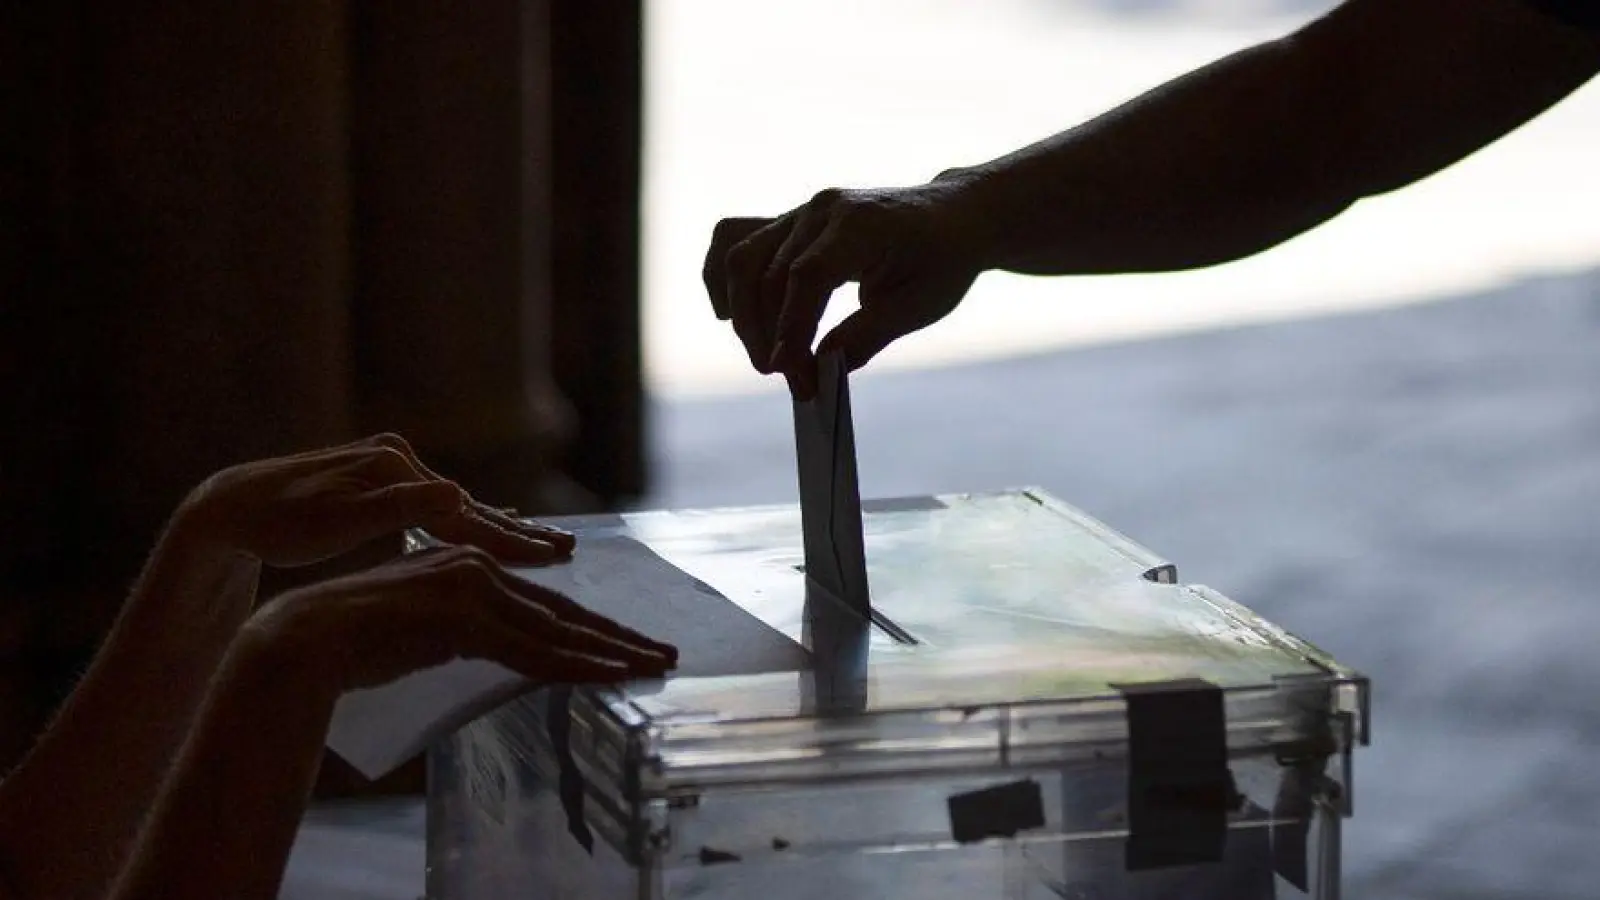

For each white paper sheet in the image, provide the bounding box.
[325,536,810,779]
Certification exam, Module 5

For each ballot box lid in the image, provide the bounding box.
[506,489,1368,798]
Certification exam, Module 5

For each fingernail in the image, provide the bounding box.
[513,539,558,564]
[543,528,577,548]
[631,659,669,676]
[635,638,677,665]
[519,522,575,548]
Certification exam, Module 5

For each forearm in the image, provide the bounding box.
[110,623,335,900]
[945,0,1600,277]
[0,513,258,900]
[947,37,1354,275]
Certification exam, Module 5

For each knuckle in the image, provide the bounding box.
[439,544,494,571]
[810,187,844,209]
[761,261,789,294]
[439,564,486,593]
[788,254,828,288]
[457,544,496,566]
[711,217,749,245]
[362,432,415,459]
[725,242,762,279]
[831,200,866,227]
[523,603,561,629]
[365,445,412,470]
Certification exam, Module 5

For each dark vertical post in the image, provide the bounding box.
[349,0,570,511]
[0,0,354,763]
[547,0,649,506]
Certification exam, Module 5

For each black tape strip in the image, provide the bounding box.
[1267,674,1331,890]
[1113,678,1236,871]
[546,686,594,855]
[947,778,1046,844]
[1272,765,1313,891]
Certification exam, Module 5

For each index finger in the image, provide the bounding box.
[773,218,871,373]
[703,217,770,320]
[424,508,561,566]
[499,566,680,665]
[464,505,576,557]
[364,434,578,556]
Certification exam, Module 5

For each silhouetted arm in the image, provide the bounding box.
[708,0,1600,379]
[946,0,1600,274]
[107,545,672,900]
[0,433,593,900]
[0,516,258,900]
[105,624,335,900]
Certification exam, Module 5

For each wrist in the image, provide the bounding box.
[170,481,254,562]
[925,164,1011,273]
[114,503,262,643]
[233,605,342,708]
[167,498,256,566]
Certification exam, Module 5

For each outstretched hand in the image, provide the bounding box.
[180,433,575,569]
[703,178,987,398]
[102,542,676,900]
[255,543,678,692]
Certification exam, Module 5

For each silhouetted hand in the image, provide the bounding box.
[180,432,576,569]
[703,178,986,398]
[246,542,676,694]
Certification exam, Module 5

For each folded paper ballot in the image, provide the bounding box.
[324,537,811,780]
[793,350,871,617]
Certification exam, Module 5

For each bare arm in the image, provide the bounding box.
[109,547,673,900]
[105,623,336,900]
[950,0,1600,274]
[0,433,593,900]
[0,514,258,900]
[705,0,1600,380]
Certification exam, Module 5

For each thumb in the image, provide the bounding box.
[816,308,899,373]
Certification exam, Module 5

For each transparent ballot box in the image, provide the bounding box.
[425,490,1368,899]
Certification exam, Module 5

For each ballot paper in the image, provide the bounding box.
[793,350,871,617]
[324,536,810,780]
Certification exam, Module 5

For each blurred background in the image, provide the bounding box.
[3,1,1598,898]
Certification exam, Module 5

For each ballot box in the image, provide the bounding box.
[422,489,1367,899]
